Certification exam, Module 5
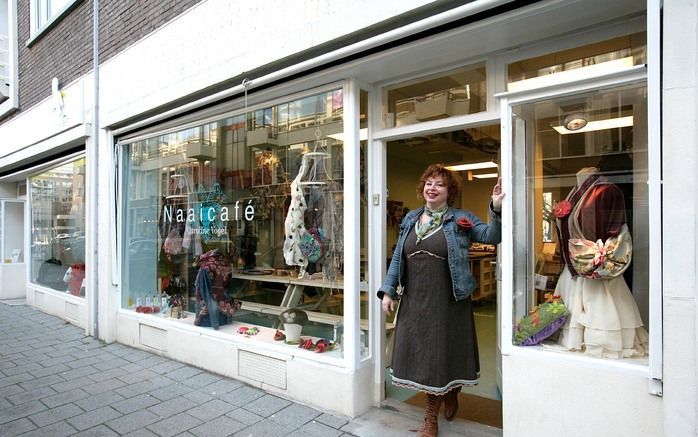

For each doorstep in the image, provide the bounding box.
[342,398,503,437]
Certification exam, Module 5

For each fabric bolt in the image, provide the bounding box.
[390,227,479,394]
[552,169,648,358]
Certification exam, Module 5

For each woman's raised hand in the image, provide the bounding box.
[492,177,505,212]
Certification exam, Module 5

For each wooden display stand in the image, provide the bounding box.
[470,253,496,302]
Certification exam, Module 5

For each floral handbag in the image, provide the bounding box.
[568,224,632,279]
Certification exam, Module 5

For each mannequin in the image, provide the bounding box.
[552,167,648,358]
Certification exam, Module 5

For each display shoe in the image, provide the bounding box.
[443,387,459,421]
[419,393,442,437]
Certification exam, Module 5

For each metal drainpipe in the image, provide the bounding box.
[92,0,100,340]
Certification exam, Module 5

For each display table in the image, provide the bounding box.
[230,272,367,311]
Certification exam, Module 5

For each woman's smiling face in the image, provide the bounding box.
[423,176,448,209]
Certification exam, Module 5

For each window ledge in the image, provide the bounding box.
[118,309,348,367]
[507,343,650,377]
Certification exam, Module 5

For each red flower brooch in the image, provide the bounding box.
[457,217,474,230]
[553,200,572,219]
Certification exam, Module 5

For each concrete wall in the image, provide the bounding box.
[503,352,663,437]
[98,0,432,127]
[662,1,698,436]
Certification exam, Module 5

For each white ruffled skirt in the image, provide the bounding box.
[552,267,648,359]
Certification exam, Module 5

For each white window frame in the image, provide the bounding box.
[0,0,18,116]
[497,65,662,385]
[116,80,375,369]
[27,0,79,46]
[26,152,87,295]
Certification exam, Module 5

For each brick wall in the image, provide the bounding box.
[1,0,203,124]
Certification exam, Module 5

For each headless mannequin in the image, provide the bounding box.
[576,166,599,185]
[552,166,647,358]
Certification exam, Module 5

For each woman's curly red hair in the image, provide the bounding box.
[416,164,461,206]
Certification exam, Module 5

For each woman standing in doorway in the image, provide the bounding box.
[378,164,504,437]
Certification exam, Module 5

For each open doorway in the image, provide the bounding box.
[384,124,502,428]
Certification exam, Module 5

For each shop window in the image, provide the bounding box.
[29,157,87,297]
[384,63,486,129]
[122,88,368,358]
[511,83,649,362]
[508,33,646,92]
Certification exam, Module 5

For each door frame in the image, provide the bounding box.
[370,106,502,404]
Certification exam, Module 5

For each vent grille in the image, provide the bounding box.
[238,350,286,389]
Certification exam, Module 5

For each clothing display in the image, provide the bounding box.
[553,167,648,358]
[283,152,332,277]
[194,249,239,330]
[390,226,479,395]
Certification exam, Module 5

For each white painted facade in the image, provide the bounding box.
[0,0,696,434]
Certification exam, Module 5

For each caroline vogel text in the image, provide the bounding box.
[162,200,255,223]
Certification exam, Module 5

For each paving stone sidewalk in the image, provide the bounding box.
[0,302,361,437]
[0,302,502,437]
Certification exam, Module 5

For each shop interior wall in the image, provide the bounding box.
[0,182,16,198]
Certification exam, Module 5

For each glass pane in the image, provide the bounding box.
[30,158,87,296]
[123,89,347,359]
[385,64,486,128]
[512,84,649,362]
[4,201,24,262]
[360,89,369,359]
[508,33,646,90]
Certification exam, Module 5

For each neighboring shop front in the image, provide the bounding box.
[0,73,92,329]
[94,0,688,434]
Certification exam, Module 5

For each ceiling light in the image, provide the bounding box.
[472,172,499,179]
[563,112,588,131]
[327,128,368,142]
[552,116,633,135]
[445,161,498,171]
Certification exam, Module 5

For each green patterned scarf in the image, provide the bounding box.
[415,205,448,243]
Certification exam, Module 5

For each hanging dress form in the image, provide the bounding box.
[551,170,648,359]
[283,152,328,278]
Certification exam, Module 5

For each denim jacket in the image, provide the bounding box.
[377,204,501,302]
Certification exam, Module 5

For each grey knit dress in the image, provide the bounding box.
[390,226,480,395]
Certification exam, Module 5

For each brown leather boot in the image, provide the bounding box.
[419,393,442,437]
[443,387,460,421]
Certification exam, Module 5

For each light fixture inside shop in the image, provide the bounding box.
[472,172,499,179]
[563,112,588,131]
[327,128,368,142]
[445,161,498,172]
[552,116,633,135]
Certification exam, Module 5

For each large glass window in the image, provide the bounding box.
[384,63,486,128]
[30,157,86,297]
[122,88,368,359]
[511,83,649,362]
